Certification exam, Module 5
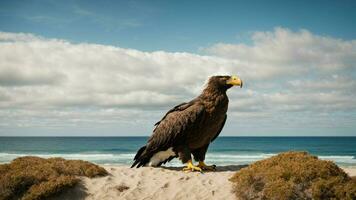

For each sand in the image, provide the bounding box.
[56,165,356,200]
[342,167,356,177]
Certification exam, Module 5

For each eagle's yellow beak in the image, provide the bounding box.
[226,75,243,88]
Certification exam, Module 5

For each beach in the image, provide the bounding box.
[55,165,356,200]
[1,137,356,199]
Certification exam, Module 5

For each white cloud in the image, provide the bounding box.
[0,28,355,135]
[206,27,356,77]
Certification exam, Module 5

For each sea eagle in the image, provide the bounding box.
[131,75,243,171]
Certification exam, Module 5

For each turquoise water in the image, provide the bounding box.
[0,137,355,166]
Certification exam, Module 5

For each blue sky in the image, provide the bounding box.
[1,0,355,52]
[0,0,355,136]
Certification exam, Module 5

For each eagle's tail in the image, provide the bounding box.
[131,145,150,168]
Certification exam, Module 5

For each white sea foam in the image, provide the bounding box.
[318,155,356,163]
[0,152,355,166]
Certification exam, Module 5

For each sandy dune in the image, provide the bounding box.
[56,165,356,200]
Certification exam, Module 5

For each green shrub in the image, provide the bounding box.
[230,151,356,200]
[0,156,108,200]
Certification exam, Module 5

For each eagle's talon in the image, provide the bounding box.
[197,161,216,171]
[183,160,202,172]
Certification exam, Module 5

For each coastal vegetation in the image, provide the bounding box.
[230,151,356,200]
[0,156,108,200]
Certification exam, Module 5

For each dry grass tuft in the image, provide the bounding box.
[0,156,108,200]
[230,151,356,200]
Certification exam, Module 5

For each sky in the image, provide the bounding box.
[0,0,355,136]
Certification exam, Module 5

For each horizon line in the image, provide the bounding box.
[1,135,355,137]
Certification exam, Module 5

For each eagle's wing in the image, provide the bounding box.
[211,114,227,142]
[148,100,205,151]
[131,99,205,167]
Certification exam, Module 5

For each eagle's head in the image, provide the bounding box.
[207,75,243,91]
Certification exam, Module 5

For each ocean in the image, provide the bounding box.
[0,137,355,167]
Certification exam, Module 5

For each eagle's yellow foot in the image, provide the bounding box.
[197,161,216,171]
[183,160,202,172]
